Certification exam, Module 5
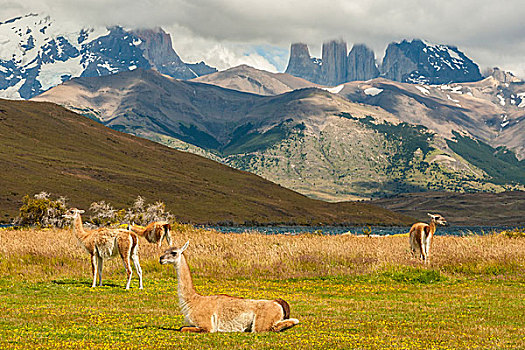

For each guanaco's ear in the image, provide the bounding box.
[180,240,189,252]
[78,209,85,214]
[427,213,434,218]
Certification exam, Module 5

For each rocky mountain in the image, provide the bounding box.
[192,64,320,95]
[285,39,483,86]
[0,98,412,225]
[0,14,215,99]
[33,69,525,201]
[381,39,483,84]
[347,44,380,82]
[320,40,348,86]
[336,75,525,161]
[285,40,380,86]
[284,43,322,84]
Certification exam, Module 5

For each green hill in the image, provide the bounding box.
[0,99,412,225]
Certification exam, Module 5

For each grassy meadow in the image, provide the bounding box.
[0,225,524,349]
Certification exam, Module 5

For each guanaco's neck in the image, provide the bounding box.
[428,220,437,236]
[130,225,145,236]
[176,254,197,303]
[73,214,89,241]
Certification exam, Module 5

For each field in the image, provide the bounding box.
[1,226,524,349]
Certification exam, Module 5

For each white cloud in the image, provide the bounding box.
[2,0,525,78]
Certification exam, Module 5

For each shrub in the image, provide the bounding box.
[14,192,68,228]
[89,196,173,227]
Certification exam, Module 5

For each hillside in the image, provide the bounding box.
[192,64,321,95]
[0,98,412,225]
[371,191,525,226]
[338,77,525,160]
[32,69,525,201]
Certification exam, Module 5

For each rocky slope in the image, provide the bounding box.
[285,38,483,87]
[381,39,483,84]
[336,74,525,161]
[285,40,380,86]
[0,14,215,99]
[192,64,320,95]
[33,69,524,201]
[0,98,412,225]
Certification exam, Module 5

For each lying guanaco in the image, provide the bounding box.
[159,241,299,332]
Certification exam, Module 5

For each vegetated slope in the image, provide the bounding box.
[33,69,525,201]
[0,99,412,225]
[337,77,525,160]
[371,191,525,226]
[191,64,321,95]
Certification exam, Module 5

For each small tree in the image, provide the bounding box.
[89,200,124,227]
[88,196,173,227]
[14,192,68,228]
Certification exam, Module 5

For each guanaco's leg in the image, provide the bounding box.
[179,326,208,333]
[97,256,104,286]
[91,255,98,288]
[271,319,300,332]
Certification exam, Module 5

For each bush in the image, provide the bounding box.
[14,192,68,228]
[89,196,173,227]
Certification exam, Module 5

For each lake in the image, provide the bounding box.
[204,225,519,236]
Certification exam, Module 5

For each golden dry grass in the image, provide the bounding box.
[1,225,524,281]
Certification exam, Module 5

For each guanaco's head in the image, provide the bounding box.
[428,213,447,226]
[63,208,85,220]
[159,240,189,266]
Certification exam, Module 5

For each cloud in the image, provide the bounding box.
[2,0,525,77]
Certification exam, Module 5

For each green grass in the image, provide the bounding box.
[1,274,523,349]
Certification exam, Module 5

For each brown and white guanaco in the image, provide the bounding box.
[159,241,299,333]
[409,213,447,263]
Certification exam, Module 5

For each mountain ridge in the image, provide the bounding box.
[33,68,525,201]
[0,13,216,99]
[0,98,412,225]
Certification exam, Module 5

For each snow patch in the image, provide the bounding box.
[415,85,430,95]
[0,79,25,99]
[497,94,505,106]
[322,84,345,94]
[447,94,460,103]
[37,55,83,91]
[364,87,383,96]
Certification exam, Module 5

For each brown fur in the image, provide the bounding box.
[159,242,299,333]
[409,213,446,263]
[65,208,143,289]
[130,221,172,247]
[274,298,291,320]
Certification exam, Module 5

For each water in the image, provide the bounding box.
[203,225,518,236]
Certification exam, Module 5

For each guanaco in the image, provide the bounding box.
[159,241,299,332]
[409,213,447,263]
[64,208,143,289]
